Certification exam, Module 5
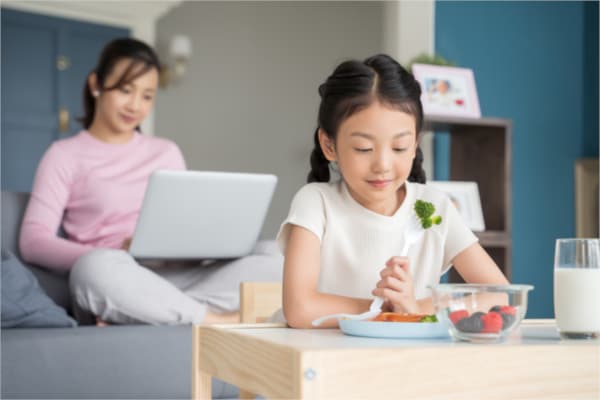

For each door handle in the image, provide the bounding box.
[58,107,69,134]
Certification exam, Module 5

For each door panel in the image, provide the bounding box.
[1,13,59,192]
[1,8,129,192]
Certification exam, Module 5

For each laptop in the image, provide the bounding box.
[128,170,277,259]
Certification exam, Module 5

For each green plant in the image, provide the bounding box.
[406,53,456,73]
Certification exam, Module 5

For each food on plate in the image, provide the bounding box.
[372,312,438,323]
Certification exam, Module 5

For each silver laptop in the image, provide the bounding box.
[129,170,277,259]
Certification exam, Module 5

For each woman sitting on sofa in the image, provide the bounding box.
[19,37,282,325]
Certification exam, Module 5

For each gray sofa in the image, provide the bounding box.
[1,191,238,399]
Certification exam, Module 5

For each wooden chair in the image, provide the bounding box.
[239,281,283,323]
[237,282,283,399]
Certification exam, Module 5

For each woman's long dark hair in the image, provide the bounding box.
[307,54,426,184]
[80,37,161,129]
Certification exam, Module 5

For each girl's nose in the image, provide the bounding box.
[372,150,392,173]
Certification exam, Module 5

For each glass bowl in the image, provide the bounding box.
[429,284,534,343]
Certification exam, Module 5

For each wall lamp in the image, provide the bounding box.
[159,34,192,88]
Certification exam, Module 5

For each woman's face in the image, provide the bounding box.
[320,101,418,216]
[92,58,158,135]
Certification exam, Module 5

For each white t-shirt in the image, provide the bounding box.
[277,180,478,300]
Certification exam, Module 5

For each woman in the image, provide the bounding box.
[20,38,282,325]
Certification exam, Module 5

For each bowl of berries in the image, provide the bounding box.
[429,284,534,343]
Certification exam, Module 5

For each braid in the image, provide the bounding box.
[408,146,427,183]
[307,128,331,183]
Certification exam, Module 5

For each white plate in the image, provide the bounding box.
[339,319,450,339]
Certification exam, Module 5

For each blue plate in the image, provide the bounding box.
[339,319,450,339]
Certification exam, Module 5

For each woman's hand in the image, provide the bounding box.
[372,256,420,314]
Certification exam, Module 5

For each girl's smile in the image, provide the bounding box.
[367,179,394,189]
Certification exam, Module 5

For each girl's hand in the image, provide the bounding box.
[372,256,420,314]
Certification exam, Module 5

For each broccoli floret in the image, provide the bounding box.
[414,200,443,229]
[419,314,438,323]
[414,200,435,219]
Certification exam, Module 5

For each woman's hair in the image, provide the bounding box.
[307,54,426,184]
[80,37,161,129]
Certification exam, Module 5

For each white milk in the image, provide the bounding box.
[554,268,600,333]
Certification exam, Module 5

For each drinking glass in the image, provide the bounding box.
[554,238,600,339]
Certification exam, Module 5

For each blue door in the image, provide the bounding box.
[1,8,129,192]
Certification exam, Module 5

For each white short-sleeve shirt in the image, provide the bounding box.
[277,180,478,300]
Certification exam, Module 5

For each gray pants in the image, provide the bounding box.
[69,241,283,325]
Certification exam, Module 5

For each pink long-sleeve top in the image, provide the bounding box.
[19,130,186,271]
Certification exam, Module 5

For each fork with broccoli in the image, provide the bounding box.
[414,199,442,229]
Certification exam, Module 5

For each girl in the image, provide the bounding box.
[278,54,508,329]
[19,38,282,325]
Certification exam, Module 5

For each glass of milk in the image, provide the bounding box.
[554,238,600,339]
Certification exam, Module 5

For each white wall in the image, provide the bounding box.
[383,0,436,180]
[156,2,384,238]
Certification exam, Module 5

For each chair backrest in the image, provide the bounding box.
[239,282,282,323]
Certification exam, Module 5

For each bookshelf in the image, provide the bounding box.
[423,116,512,281]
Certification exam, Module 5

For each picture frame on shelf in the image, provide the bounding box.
[412,64,481,119]
[429,181,485,232]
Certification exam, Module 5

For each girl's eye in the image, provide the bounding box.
[354,148,372,153]
[393,148,408,153]
[144,95,154,101]
[120,87,131,94]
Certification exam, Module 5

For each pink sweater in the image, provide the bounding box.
[19,131,186,271]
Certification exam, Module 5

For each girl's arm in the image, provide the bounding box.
[374,243,509,315]
[452,242,509,284]
[283,225,372,328]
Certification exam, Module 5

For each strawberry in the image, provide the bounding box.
[481,312,503,333]
[449,310,469,324]
[499,305,517,316]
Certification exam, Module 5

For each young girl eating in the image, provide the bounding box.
[277,54,508,328]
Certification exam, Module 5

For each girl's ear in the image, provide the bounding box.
[88,73,100,96]
[318,129,337,162]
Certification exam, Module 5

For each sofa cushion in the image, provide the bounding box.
[1,249,76,328]
[1,191,72,310]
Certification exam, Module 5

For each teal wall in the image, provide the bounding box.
[434,1,599,317]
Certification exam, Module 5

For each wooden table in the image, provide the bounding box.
[192,320,599,399]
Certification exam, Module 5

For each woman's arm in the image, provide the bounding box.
[19,145,94,271]
[283,225,371,328]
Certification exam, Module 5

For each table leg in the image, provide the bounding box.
[192,325,212,400]
[191,369,212,400]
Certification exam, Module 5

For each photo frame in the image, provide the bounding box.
[428,181,485,232]
[412,64,481,119]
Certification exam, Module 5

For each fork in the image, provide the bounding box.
[311,296,384,326]
[400,212,425,257]
[311,213,426,327]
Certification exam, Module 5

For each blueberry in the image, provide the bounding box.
[456,314,483,333]
[489,305,502,313]
[471,311,486,319]
[501,313,516,329]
